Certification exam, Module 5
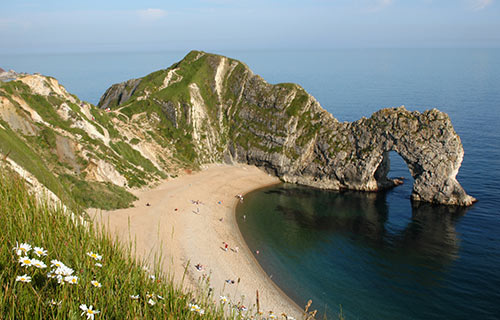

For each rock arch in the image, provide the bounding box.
[344,107,476,206]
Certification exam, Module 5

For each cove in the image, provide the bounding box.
[236,154,500,320]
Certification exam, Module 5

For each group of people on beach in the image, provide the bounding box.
[222,241,239,253]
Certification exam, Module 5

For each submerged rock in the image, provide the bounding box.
[99,50,475,206]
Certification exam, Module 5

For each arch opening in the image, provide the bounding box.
[374,151,413,195]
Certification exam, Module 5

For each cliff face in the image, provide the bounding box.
[99,51,475,206]
[0,73,180,210]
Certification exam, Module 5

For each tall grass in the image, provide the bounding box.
[0,167,231,319]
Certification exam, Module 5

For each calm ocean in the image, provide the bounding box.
[2,49,499,319]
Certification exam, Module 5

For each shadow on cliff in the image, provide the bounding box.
[265,184,469,266]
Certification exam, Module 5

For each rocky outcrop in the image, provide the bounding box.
[98,78,141,109]
[98,50,475,206]
[0,68,23,82]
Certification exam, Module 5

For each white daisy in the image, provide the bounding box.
[19,256,33,267]
[16,274,32,283]
[130,295,139,300]
[90,280,101,288]
[50,260,65,268]
[49,299,62,306]
[149,275,156,280]
[13,242,31,256]
[54,265,74,276]
[32,259,47,269]
[189,303,202,313]
[220,295,228,303]
[86,252,102,261]
[79,304,100,320]
[64,275,78,284]
[148,298,156,306]
[33,246,48,257]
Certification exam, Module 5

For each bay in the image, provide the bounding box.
[2,48,499,320]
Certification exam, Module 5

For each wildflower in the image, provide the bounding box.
[54,265,74,276]
[49,299,62,306]
[130,295,139,300]
[157,295,164,300]
[13,242,31,256]
[268,311,277,319]
[33,259,47,269]
[149,275,156,280]
[64,275,78,284]
[86,252,102,261]
[16,274,32,283]
[148,299,156,306]
[79,304,100,320]
[220,295,228,303]
[33,246,48,257]
[145,292,153,299]
[95,263,102,268]
[189,303,204,314]
[51,260,66,268]
[19,256,33,267]
[90,280,101,288]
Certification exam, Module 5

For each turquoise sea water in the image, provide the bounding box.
[2,49,499,319]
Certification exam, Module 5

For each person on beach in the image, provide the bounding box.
[224,242,228,251]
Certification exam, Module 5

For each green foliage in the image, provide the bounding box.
[286,91,308,117]
[0,168,227,319]
[59,174,137,210]
[0,123,75,209]
[89,108,120,139]
[110,141,158,174]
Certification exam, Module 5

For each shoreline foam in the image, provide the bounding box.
[91,164,303,318]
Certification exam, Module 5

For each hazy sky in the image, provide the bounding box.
[1,0,499,53]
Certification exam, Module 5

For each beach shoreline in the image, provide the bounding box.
[90,163,304,319]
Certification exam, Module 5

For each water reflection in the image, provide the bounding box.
[396,202,468,262]
[264,185,469,265]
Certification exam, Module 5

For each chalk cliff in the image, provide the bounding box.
[99,51,475,206]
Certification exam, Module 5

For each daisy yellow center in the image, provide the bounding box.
[71,279,76,283]
[88,310,94,314]
[23,259,31,264]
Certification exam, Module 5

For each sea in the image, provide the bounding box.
[2,48,499,319]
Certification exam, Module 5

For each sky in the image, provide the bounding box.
[0,0,499,53]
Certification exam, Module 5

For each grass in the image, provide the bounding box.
[59,174,138,210]
[0,166,229,319]
[0,122,76,209]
